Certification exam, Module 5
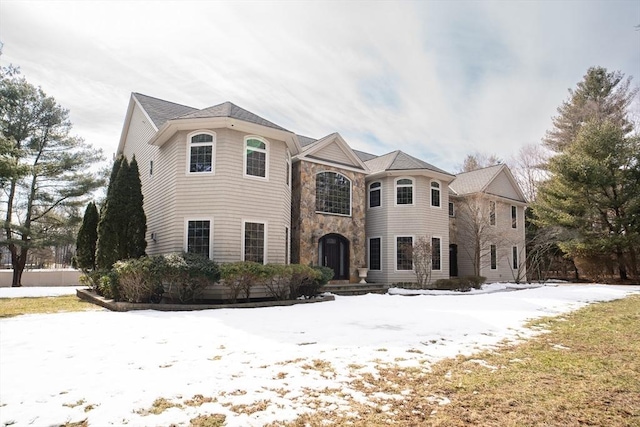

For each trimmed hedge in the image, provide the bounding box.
[432,276,486,292]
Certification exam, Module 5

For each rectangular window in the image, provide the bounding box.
[245,138,267,178]
[190,145,212,172]
[512,246,518,269]
[490,201,496,226]
[431,181,440,207]
[369,238,381,270]
[187,220,211,259]
[149,160,154,176]
[490,244,497,270]
[511,206,517,229]
[244,221,265,263]
[449,202,454,217]
[396,236,413,271]
[431,237,441,270]
[369,182,381,208]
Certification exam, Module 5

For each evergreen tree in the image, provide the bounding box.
[73,202,99,271]
[535,120,640,280]
[125,156,147,258]
[543,66,637,153]
[96,156,127,269]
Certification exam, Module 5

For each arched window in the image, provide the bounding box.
[396,178,413,205]
[316,171,351,216]
[431,181,440,207]
[244,136,268,179]
[369,182,381,208]
[187,131,215,173]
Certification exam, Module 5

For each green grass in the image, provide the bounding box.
[0,295,101,318]
[280,294,640,426]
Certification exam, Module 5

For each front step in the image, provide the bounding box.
[320,283,389,296]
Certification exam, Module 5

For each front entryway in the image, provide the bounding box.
[319,234,350,280]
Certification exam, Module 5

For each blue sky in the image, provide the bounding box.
[1,0,638,173]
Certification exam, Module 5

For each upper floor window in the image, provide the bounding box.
[369,182,381,208]
[285,150,291,187]
[489,201,496,226]
[511,206,517,228]
[316,171,351,216]
[396,178,413,205]
[431,181,440,207]
[245,137,268,179]
[449,202,455,217]
[188,132,215,173]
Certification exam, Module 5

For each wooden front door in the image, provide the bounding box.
[319,234,350,280]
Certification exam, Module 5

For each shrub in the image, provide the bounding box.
[288,264,322,299]
[79,269,108,293]
[113,257,164,303]
[432,276,486,292]
[220,261,264,303]
[297,265,333,299]
[162,253,220,303]
[263,264,292,300]
[98,270,120,300]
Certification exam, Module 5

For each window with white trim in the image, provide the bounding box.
[243,221,265,263]
[369,237,381,270]
[511,205,517,229]
[396,178,413,205]
[449,202,455,217]
[316,171,351,216]
[431,181,440,207]
[490,244,497,269]
[512,246,518,269]
[431,237,441,270]
[285,150,291,187]
[188,132,215,173]
[186,220,211,259]
[245,137,268,179]
[369,182,381,208]
[396,236,413,270]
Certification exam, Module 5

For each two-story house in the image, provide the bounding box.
[118,93,526,286]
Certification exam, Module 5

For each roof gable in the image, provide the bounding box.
[449,164,526,203]
[297,133,368,171]
[133,93,198,129]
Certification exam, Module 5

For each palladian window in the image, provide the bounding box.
[316,171,351,216]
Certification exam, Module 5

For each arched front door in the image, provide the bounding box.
[319,234,350,281]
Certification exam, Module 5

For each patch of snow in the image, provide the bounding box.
[0,284,638,426]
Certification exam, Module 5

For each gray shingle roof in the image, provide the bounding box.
[449,164,503,195]
[133,93,198,129]
[297,134,318,147]
[365,150,452,176]
[176,101,289,132]
[354,149,378,162]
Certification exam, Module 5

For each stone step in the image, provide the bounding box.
[320,283,389,296]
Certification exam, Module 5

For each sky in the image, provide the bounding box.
[0,1,638,173]
[1,284,639,426]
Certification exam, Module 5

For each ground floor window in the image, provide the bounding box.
[512,246,518,269]
[431,237,441,270]
[369,238,381,270]
[187,220,211,258]
[490,244,497,270]
[396,236,413,271]
[244,221,265,264]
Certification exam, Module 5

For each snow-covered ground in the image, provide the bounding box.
[0,286,83,299]
[1,284,638,427]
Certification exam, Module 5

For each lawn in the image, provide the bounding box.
[0,284,638,427]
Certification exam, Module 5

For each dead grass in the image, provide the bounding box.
[0,295,100,318]
[189,413,226,427]
[136,397,182,416]
[280,294,640,426]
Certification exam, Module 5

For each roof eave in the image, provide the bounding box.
[366,168,455,181]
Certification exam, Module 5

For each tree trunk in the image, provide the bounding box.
[615,248,627,281]
[10,245,27,287]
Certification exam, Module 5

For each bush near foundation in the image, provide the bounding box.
[432,276,486,292]
[113,257,164,303]
[162,253,220,303]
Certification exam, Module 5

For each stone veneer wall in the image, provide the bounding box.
[291,161,366,282]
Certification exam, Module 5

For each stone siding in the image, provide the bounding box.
[292,161,366,282]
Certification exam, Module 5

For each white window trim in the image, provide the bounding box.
[448,201,455,217]
[511,205,518,229]
[394,177,414,207]
[395,235,414,272]
[186,130,216,175]
[430,180,442,208]
[489,200,497,227]
[243,135,269,181]
[512,245,519,270]
[368,181,382,209]
[286,149,292,189]
[431,235,442,271]
[490,244,497,270]
[315,170,353,217]
[184,217,214,260]
[241,219,268,264]
[368,236,382,271]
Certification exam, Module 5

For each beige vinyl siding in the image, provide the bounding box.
[366,174,450,284]
[313,142,358,167]
[487,170,522,201]
[168,128,291,264]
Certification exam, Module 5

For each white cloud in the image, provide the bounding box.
[1,0,638,173]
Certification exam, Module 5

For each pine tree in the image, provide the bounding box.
[125,156,147,258]
[543,66,637,153]
[73,202,99,271]
[96,156,127,269]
